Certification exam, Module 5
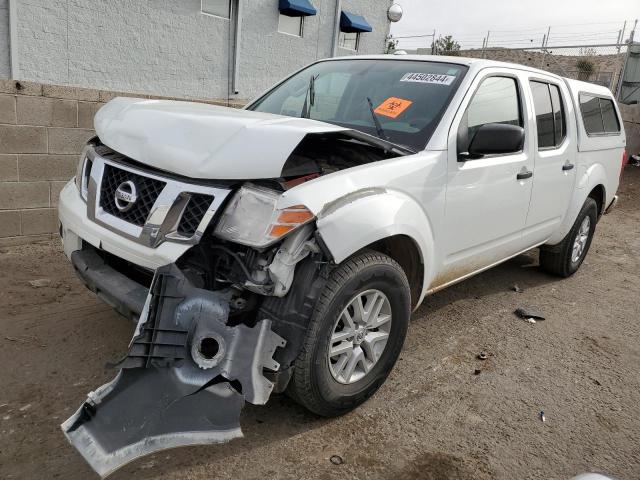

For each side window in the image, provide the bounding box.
[529,81,566,149]
[458,76,522,154]
[579,94,621,135]
[600,98,620,133]
[530,81,554,148]
[580,94,604,134]
[549,84,566,145]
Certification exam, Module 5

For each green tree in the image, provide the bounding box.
[433,35,461,55]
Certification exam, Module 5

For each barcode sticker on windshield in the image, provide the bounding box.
[400,73,456,85]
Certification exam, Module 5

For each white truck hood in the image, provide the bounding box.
[94,97,349,179]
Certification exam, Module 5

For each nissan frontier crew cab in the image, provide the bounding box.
[58,55,627,476]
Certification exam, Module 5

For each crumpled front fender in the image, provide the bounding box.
[61,264,285,477]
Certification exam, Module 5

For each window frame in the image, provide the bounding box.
[528,79,567,151]
[338,31,360,51]
[456,73,526,160]
[200,0,232,19]
[578,92,622,137]
[277,13,305,37]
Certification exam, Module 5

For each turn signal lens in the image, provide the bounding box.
[269,224,295,237]
[269,205,314,240]
[276,206,315,224]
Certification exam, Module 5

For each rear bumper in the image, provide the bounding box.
[71,246,149,321]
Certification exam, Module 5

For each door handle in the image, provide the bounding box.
[517,170,533,180]
[562,163,575,171]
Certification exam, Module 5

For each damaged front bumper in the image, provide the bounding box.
[62,264,286,477]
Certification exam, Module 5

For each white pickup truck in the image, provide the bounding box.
[58,55,627,476]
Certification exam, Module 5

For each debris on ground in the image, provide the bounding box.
[514,307,545,321]
[511,285,523,293]
[477,351,488,360]
[629,154,640,167]
[330,455,344,465]
[474,369,482,375]
[539,411,546,422]
[28,279,51,288]
[524,318,536,324]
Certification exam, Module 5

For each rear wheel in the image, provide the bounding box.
[539,198,597,277]
[287,250,411,417]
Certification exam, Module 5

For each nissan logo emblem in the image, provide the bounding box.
[114,180,138,212]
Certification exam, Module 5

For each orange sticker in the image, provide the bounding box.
[374,97,413,119]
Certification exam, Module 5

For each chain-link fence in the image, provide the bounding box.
[450,44,629,92]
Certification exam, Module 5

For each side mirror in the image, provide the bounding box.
[465,123,524,158]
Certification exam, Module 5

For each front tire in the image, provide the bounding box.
[287,250,411,417]
[539,197,598,277]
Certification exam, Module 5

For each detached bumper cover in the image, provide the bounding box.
[62,264,285,477]
[70,248,148,320]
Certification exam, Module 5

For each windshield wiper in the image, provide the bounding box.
[301,74,318,119]
[366,97,389,143]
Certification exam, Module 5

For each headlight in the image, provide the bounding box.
[214,184,314,248]
[75,144,93,201]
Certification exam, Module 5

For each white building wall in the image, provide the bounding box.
[8,0,392,100]
[0,0,9,78]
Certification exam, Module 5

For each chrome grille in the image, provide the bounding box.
[84,145,231,248]
[100,164,166,226]
[177,194,214,237]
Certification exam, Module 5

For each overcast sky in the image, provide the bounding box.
[390,0,639,50]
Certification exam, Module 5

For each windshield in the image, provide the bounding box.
[248,59,468,151]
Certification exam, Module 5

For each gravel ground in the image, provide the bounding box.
[1,167,639,480]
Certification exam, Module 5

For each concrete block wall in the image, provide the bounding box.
[0,79,97,243]
[0,78,240,244]
[619,104,640,157]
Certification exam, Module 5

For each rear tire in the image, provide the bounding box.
[287,250,411,417]
[539,198,597,277]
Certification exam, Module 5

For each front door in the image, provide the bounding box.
[436,72,535,288]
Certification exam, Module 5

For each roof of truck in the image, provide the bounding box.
[330,54,615,96]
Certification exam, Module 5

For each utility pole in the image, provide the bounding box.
[482,31,490,58]
[540,27,551,69]
[544,26,551,48]
[617,21,626,53]
[430,29,436,55]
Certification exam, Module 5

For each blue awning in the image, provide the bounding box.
[340,11,372,33]
[279,0,317,17]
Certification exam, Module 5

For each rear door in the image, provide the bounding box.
[523,76,577,242]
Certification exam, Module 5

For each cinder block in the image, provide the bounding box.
[78,102,105,129]
[18,154,77,181]
[98,90,146,102]
[43,84,100,102]
[47,128,94,154]
[21,208,58,235]
[0,155,18,181]
[0,125,48,154]
[16,96,78,127]
[0,79,43,97]
[0,181,50,209]
[50,180,68,206]
[0,94,17,124]
[0,210,21,237]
